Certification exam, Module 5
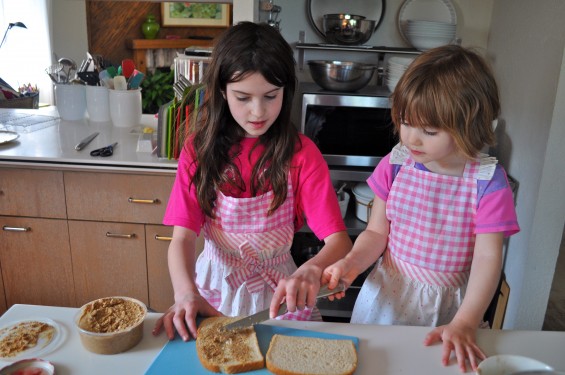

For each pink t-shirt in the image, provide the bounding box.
[368,153,520,237]
[163,134,345,240]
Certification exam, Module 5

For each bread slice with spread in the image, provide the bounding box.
[196,316,264,374]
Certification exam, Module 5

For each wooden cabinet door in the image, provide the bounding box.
[0,216,76,307]
[68,220,149,306]
[0,262,7,315]
[145,225,205,313]
[146,225,174,312]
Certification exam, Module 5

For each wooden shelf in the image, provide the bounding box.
[127,38,214,73]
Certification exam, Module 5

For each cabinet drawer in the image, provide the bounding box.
[65,172,175,224]
[0,168,66,218]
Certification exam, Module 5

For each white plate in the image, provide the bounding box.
[308,0,385,38]
[0,318,65,361]
[0,131,19,144]
[476,354,554,375]
[398,0,457,44]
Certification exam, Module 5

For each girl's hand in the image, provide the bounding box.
[269,263,322,317]
[152,292,223,341]
[423,319,486,373]
[322,258,362,295]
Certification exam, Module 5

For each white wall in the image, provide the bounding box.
[487,1,565,329]
[52,0,88,66]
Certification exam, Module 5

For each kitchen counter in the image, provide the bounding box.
[0,107,177,174]
[1,304,564,375]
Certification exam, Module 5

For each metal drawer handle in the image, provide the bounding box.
[154,235,172,241]
[128,197,160,204]
[3,225,31,232]
[105,232,136,239]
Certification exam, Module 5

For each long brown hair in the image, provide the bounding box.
[390,45,500,159]
[190,22,299,217]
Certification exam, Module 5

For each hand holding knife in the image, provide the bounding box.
[224,281,346,330]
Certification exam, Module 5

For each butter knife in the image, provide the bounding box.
[224,281,346,331]
[75,132,99,151]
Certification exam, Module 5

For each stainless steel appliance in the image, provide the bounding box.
[300,83,397,168]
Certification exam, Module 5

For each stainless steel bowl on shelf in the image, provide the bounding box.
[307,60,377,92]
[323,14,376,45]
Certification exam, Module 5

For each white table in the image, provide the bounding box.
[1,304,564,374]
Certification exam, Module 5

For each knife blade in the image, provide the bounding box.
[224,281,346,331]
[75,132,99,151]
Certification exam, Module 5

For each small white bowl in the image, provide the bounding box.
[476,354,553,375]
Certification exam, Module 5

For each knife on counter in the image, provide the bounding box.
[224,281,346,331]
[75,132,99,151]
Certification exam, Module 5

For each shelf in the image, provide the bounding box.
[127,38,214,74]
[295,30,421,70]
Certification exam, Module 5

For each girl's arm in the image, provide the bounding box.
[318,196,390,297]
[153,226,221,341]
[424,232,504,373]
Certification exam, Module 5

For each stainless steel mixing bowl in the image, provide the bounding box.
[308,60,377,92]
[323,14,376,45]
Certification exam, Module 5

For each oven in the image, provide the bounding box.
[300,83,397,169]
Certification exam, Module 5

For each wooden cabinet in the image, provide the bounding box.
[146,224,174,312]
[69,220,148,306]
[0,217,76,308]
[0,169,75,311]
[0,167,176,312]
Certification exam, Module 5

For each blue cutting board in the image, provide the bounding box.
[144,323,359,374]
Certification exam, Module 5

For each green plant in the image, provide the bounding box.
[141,68,174,114]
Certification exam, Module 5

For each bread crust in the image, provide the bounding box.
[196,316,264,374]
[265,334,357,375]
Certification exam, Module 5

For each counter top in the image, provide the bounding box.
[0,107,177,174]
[1,304,564,375]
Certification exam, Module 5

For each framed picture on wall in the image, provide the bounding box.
[161,3,231,27]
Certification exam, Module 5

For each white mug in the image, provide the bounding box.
[55,84,86,121]
[108,88,142,128]
[86,85,110,123]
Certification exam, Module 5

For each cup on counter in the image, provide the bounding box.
[54,84,86,121]
[108,88,142,128]
[86,85,111,123]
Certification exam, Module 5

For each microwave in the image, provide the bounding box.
[299,83,397,168]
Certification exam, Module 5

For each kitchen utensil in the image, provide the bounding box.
[323,14,376,45]
[58,57,77,83]
[307,0,384,40]
[352,182,375,223]
[75,132,99,151]
[307,60,377,92]
[121,59,136,78]
[90,142,117,157]
[45,63,63,84]
[224,281,346,331]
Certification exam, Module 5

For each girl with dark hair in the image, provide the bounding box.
[153,22,352,342]
[323,45,519,372]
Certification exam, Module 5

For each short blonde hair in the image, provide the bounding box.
[390,45,499,159]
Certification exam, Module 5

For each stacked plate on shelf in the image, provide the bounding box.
[405,20,456,51]
[397,0,458,51]
[385,56,415,92]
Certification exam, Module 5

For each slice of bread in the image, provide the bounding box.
[196,316,264,374]
[266,334,358,375]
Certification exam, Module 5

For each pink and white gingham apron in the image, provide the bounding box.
[352,153,484,326]
[195,175,321,321]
